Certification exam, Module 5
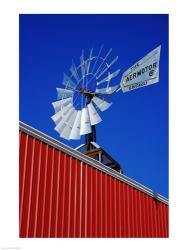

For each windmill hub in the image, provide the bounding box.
[79,88,95,99]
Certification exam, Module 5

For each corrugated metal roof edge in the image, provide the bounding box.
[19,121,169,205]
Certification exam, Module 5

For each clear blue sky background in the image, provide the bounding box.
[19,14,168,197]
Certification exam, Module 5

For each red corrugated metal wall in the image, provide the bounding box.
[19,130,169,238]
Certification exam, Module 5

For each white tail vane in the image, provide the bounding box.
[120,46,161,92]
[51,47,120,140]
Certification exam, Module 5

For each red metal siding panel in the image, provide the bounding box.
[19,132,28,236]
[106,173,111,237]
[28,139,40,237]
[68,157,77,237]
[54,151,61,237]
[119,180,124,237]
[141,193,147,237]
[80,162,86,237]
[92,167,97,237]
[102,173,107,237]
[35,142,47,236]
[19,130,169,238]
[129,186,134,237]
[63,154,70,237]
[87,164,93,237]
[115,180,120,237]
[124,185,129,237]
[157,201,164,237]
[50,148,59,237]
[97,169,102,237]
[74,159,81,238]
[163,203,169,237]
[20,135,34,237]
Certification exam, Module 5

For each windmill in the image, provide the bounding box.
[51,45,161,173]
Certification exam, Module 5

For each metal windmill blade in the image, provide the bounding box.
[51,46,120,144]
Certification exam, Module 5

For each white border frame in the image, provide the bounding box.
[1,0,187,248]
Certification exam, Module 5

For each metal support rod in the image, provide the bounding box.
[85,125,96,151]
[85,94,96,151]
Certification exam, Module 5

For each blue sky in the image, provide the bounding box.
[19,14,168,197]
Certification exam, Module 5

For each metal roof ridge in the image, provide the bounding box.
[19,121,169,205]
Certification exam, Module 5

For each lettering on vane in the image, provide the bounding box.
[128,81,148,91]
[125,62,157,83]
[149,70,155,77]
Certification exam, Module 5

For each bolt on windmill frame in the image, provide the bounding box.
[51,45,161,152]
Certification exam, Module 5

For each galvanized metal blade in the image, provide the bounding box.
[80,107,92,135]
[104,48,112,60]
[91,45,103,74]
[80,50,86,79]
[52,97,72,113]
[70,60,80,83]
[56,87,74,100]
[87,102,102,125]
[54,107,76,134]
[97,69,120,86]
[69,110,82,140]
[92,96,112,111]
[95,85,119,95]
[60,110,78,140]
[96,56,118,79]
[51,102,73,124]
[63,73,77,89]
[86,48,93,75]
[94,48,112,77]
